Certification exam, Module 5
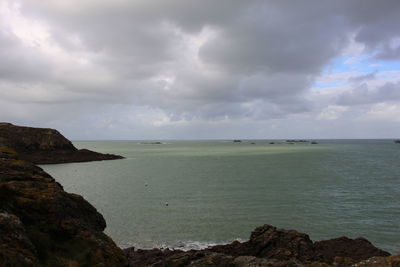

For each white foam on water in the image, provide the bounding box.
[120,239,246,251]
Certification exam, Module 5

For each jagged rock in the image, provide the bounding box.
[233,256,304,267]
[123,248,307,267]
[0,123,124,164]
[209,224,319,263]
[0,150,127,266]
[124,225,392,266]
[315,236,391,264]
[123,247,183,267]
[353,255,400,266]
[0,212,39,266]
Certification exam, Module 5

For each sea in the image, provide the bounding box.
[41,140,400,254]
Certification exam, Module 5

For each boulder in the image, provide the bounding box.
[209,224,319,262]
[0,149,127,266]
[314,236,391,264]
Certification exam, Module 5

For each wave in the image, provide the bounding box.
[120,239,245,251]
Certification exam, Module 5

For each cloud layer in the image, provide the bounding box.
[1,0,400,139]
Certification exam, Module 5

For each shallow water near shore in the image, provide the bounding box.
[41,140,400,254]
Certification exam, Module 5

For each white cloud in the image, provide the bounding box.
[364,103,400,122]
[1,0,400,138]
[317,105,348,120]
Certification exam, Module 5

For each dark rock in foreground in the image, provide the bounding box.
[124,225,391,267]
[0,122,124,164]
[0,148,127,266]
[208,225,318,262]
[314,236,391,264]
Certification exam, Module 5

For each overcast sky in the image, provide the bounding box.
[1,0,400,139]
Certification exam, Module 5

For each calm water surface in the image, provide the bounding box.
[41,140,400,253]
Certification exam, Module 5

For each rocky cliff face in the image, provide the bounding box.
[0,147,127,266]
[0,123,123,164]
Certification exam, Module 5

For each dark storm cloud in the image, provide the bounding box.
[374,45,400,61]
[198,1,348,75]
[1,0,400,138]
[345,0,400,49]
[348,72,377,83]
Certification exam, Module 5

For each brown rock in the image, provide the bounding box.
[0,151,127,266]
[0,212,39,266]
[233,255,304,267]
[0,123,124,164]
[123,248,307,267]
[315,236,391,264]
[124,224,392,266]
[124,247,184,267]
[209,224,319,263]
[353,255,400,266]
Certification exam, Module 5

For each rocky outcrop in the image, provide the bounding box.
[0,148,127,266]
[355,255,400,266]
[208,225,319,262]
[315,236,391,264]
[123,248,306,267]
[124,225,392,266]
[0,122,124,164]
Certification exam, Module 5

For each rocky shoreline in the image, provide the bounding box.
[123,225,395,266]
[0,123,399,266]
[0,123,124,164]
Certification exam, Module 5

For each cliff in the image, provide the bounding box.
[0,123,124,164]
[0,147,127,266]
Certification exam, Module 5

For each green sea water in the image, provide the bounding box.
[41,140,400,253]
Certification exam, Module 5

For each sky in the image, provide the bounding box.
[1,0,400,140]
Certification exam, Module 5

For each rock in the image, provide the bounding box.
[123,247,188,267]
[123,248,307,267]
[353,255,400,266]
[209,224,319,263]
[140,142,163,145]
[124,224,392,266]
[233,256,304,267]
[0,150,127,266]
[314,236,391,264]
[0,123,124,164]
[0,212,39,266]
